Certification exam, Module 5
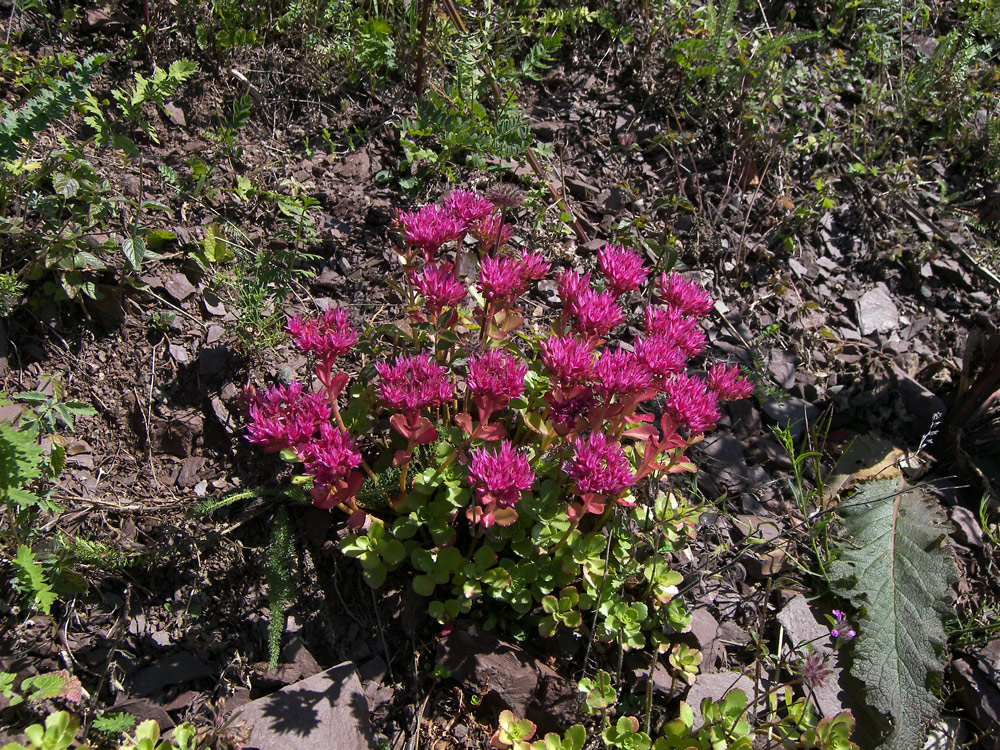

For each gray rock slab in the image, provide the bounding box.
[759,396,820,441]
[234,663,374,750]
[856,286,899,335]
[776,595,845,719]
[684,671,755,729]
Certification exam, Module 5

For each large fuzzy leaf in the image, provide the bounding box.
[829,478,958,749]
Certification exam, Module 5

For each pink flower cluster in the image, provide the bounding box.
[467,349,527,421]
[477,250,552,309]
[411,263,466,319]
[246,382,330,453]
[659,272,714,317]
[467,439,534,511]
[598,243,650,297]
[298,422,362,485]
[395,204,464,261]
[286,308,358,365]
[565,431,635,498]
[375,352,454,417]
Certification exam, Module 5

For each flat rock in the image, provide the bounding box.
[684,671,755,729]
[856,286,899,335]
[759,396,820,441]
[234,663,374,750]
[163,273,196,303]
[132,651,212,697]
[776,595,845,718]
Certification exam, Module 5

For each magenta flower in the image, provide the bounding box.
[564,431,635,497]
[375,352,454,417]
[286,308,358,365]
[568,288,625,337]
[443,189,495,227]
[467,349,527,418]
[411,262,466,318]
[478,254,525,307]
[635,335,686,379]
[663,373,720,434]
[246,382,331,452]
[541,335,595,386]
[519,250,551,282]
[707,363,754,401]
[598,243,650,297]
[659,272,714,317]
[467,439,535,509]
[643,305,706,357]
[593,348,652,400]
[298,422,362,486]
[471,214,513,252]
[545,389,595,431]
[557,269,591,308]
[395,205,463,260]
[830,609,857,642]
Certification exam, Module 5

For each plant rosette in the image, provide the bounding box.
[243,189,755,647]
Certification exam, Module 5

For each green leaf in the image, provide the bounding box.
[51,172,79,198]
[829,478,958,750]
[13,545,56,614]
[121,236,146,271]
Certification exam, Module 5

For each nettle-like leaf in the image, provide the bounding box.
[829,478,958,750]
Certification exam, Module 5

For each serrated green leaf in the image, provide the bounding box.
[829,478,958,750]
[51,172,79,198]
[13,545,56,614]
[121,236,145,271]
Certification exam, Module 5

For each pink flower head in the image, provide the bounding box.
[395,205,464,260]
[411,262,466,319]
[467,349,527,413]
[643,305,707,357]
[707,363,754,401]
[663,372,720,434]
[593,348,652,400]
[471,214,513,252]
[635,335,686,379]
[298,422,362,486]
[519,250,551,282]
[478,254,525,307]
[375,352,454,417]
[443,189,495,227]
[564,431,635,497]
[598,243,650,297]
[556,269,591,308]
[545,388,595,431]
[568,288,625,338]
[246,382,331,452]
[286,308,358,365]
[467,439,534,509]
[541,335,595,386]
[659,272,714,317]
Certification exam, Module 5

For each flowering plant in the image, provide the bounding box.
[245,188,753,646]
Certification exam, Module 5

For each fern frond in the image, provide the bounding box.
[0,54,107,160]
[12,545,56,614]
[266,507,294,668]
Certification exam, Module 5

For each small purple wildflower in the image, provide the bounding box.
[541,335,595,386]
[443,189,494,226]
[707,363,754,401]
[663,372,720,434]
